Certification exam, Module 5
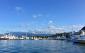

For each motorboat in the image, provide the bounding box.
[72,35,85,43]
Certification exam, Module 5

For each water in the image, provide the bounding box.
[0,40,85,53]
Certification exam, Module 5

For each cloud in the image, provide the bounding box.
[15,6,24,15]
[32,14,43,19]
[70,24,84,31]
[38,24,84,34]
[33,24,84,34]
[32,14,56,20]
[15,6,22,11]
[61,24,84,32]
[49,20,53,24]
[32,15,37,19]
[38,14,42,16]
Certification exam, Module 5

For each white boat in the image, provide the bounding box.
[72,35,85,43]
[71,26,85,43]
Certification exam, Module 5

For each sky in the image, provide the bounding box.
[0,0,85,33]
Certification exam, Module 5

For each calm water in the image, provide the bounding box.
[0,40,85,53]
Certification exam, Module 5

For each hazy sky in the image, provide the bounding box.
[0,0,85,33]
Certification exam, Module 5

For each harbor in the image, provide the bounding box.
[0,31,71,40]
[0,0,85,53]
[0,26,85,44]
[0,26,82,40]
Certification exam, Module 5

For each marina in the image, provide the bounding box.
[0,0,85,53]
[0,26,85,45]
[71,26,85,44]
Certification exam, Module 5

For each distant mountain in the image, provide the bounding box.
[0,34,4,36]
[4,32,53,37]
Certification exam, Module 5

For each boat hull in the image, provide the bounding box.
[73,40,85,44]
[0,38,9,40]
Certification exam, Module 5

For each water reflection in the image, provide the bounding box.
[0,40,85,53]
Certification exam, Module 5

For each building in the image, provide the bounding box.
[48,32,71,40]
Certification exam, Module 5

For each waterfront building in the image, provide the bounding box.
[0,32,50,40]
[0,35,18,40]
[48,32,71,40]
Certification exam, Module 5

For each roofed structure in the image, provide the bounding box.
[81,26,85,31]
[80,26,85,35]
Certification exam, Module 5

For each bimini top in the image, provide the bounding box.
[81,26,85,31]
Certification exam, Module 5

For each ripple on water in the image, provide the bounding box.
[0,40,84,53]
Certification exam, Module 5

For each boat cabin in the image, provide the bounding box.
[80,26,85,35]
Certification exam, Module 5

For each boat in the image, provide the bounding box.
[0,38,9,40]
[72,35,85,44]
[70,26,85,44]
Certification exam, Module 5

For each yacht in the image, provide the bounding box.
[72,35,85,43]
[71,26,85,43]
